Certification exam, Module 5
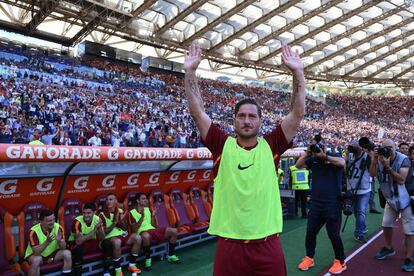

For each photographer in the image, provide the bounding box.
[346,142,371,243]
[369,139,413,272]
[296,141,347,275]
[399,142,410,156]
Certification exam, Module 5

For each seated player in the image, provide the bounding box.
[25,209,72,276]
[130,192,181,271]
[69,202,105,276]
[99,193,142,276]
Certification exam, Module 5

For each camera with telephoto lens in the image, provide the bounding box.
[338,191,353,216]
[377,146,391,159]
[358,137,376,151]
[310,143,324,154]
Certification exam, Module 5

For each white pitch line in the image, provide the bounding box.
[323,230,384,276]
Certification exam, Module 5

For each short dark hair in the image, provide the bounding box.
[409,145,414,156]
[83,202,96,212]
[39,209,54,220]
[135,192,147,201]
[234,98,261,118]
[399,142,409,148]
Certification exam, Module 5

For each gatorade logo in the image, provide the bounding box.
[170,172,180,182]
[69,176,90,194]
[187,171,197,180]
[0,179,17,195]
[149,173,160,184]
[36,178,54,192]
[202,170,211,179]
[108,148,119,160]
[127,174,140,186]
[30,178,56,196]
[74,177,89,190]
[102,175,116,187]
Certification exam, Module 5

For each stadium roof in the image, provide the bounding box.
[1,0,414,89]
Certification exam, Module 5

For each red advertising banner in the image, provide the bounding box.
[62,170,213,203]
[0,170,212,215]
[0,177,63,215]
[63,172,164,203]
[164,169,212,193]
[0,144,212,162]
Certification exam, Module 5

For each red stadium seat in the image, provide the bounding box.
[0,206,21,275]
[169,188,207,234]
[149,189,176,230]
[123,191,137,213]
[58,198,83,240]
[189,186,211,226]
[17,202,63,274]
[94,194,108,212]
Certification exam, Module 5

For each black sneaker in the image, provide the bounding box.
[401,258,414,272]
[355,236,367,244]
[370,209,381,214]
[375,247,395,260]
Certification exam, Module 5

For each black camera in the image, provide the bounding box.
[377,146,391,158]
[310,143,324,154]
[338,191,353,216]
[358,137,375,151]
[314,134,322,143]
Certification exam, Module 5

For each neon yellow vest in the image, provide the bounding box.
[25,223,60,259]
[290,165,310,190]
[102,209,126,239]
[68,214,100,242]
[208,137,283,239]
[29,140,44,145]
[277,168,284,184]
[277,168,284,177]
[130,207,155,234]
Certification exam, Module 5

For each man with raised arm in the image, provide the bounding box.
[184,43,305,276]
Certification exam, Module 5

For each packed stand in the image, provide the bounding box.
[0,45,413,149]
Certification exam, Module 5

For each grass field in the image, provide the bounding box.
[120,199,383,276]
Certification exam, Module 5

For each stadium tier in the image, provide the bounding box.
[0,44,413,149]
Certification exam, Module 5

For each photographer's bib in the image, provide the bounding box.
[347,152,371,195]
[378,152,410,211]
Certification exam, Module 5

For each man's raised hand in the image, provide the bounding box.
[184,43,202,72]
[281,44,304,73]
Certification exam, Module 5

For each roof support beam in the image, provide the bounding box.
[26,0,59,33]
[343,32,414,77]
[300,6,402,59]
[119,0,157,29]
[155,0,209,36]
[258,0,380,62]
[208,0,301,53]
[367,50,414,78]
[392,64,414,80]
[328,28,414,73]
[181,0,256,46]
[70,16,105,45]
[305,15,414,70]
[238,0,343,57]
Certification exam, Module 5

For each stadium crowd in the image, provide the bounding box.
[0,45,413,149]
